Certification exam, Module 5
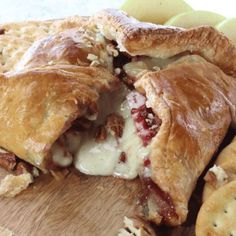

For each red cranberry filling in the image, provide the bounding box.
[144,158,151,167]
[119,152,127,163]
[140,177,178,224]
[127,91,161,146]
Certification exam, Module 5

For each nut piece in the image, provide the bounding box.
[15,162,31,175]
[204,165,228,188]
[0,173,33,197]
[0,149,16,172]
[106,113,124,138]
[118,217,156,236]
[95,125,107,142]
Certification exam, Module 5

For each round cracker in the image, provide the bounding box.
[203,161,236,201]
[196,180,236,236]
[216,136,236,166]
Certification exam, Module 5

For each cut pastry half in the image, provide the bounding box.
[94,9,236,77]
[73,53,236,226]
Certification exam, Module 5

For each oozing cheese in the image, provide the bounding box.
[75,86,150,179]
[123,57,178,78]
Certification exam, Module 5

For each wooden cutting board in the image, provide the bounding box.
[0,168,196,236]
[0,169,141,236]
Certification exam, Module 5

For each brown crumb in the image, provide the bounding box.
[118,216,156,236]
[0,173,33,197]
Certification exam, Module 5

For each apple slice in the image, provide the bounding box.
[165,10,225,28]
[120,0,193,24]
[216,18,236,45]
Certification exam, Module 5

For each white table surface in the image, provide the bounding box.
[0,0,235,23]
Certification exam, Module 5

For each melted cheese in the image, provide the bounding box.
[75,86,149,179]
[123,57,179,78]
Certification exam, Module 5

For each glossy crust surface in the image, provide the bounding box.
[94,9,236,76]
[135,55,236,225]
[0,65,118,169]
[0,15,89,73]
[15,27,111,71]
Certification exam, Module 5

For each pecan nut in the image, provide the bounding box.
[105,113,124,138]
[0,150,16,172]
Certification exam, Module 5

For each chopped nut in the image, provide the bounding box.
[15,162,30,175]
[0,150,16,172]
[32,167,40,177]
[204,165,228,188]
[90,60,100,67]
[118,217,155,236]
[106,113,124,138]
[115,68,121,75]
[95,125,107,142]
[87,53,98,61]
[106,44,119,57]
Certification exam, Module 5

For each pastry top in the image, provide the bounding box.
[0,15,89,73]
[0,65,118,169]
[135,55,235,225]
[15,27,112,71]
[94,9,236,77]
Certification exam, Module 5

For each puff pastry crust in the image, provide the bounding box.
[94,9,236,76]
[0,65,118,169]
[16,26,112,71]
[135,55,236,225]
[0,15,89,73]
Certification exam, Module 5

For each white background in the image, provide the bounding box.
[0,0,235,23]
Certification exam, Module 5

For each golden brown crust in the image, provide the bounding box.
[15,27,112,71]
[94,9,236,76]
[135,55,235,225]
[0,65,118,169]
[0,16,89,73]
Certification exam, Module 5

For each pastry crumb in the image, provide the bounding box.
[0,173,33,197]
[118,217,155,236]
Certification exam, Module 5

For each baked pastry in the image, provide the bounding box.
[0,15,89,73]
[94,9,236,77]
[73,52,236,226]
[0,65,118,170]
[133,55,236,225]
[15,25,115,71]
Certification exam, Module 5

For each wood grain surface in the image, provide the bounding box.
[0,170,141,236]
